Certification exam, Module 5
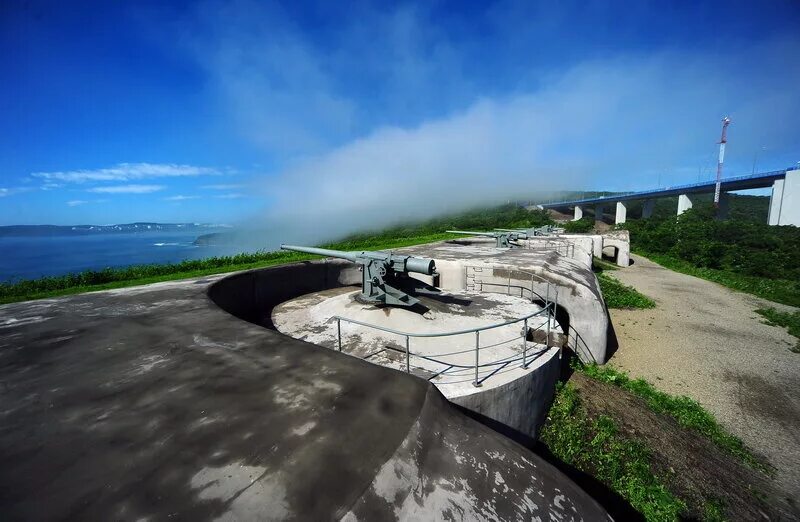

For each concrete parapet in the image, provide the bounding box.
[0,278,608,520]
[402,241,611,365]
[601,230,631,267]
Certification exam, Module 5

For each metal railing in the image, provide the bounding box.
[332,267,560,388]
[519,239,575,259]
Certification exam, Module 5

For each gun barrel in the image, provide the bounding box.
[446,230,497,237]
[280,244,358,262]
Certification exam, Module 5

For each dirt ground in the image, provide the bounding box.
[570,372,797,520]
[606,254,800,505]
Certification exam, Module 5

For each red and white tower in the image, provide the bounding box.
[714,116,731,208]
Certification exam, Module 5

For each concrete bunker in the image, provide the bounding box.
[209,238,612,440]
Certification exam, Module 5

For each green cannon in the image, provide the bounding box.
[280,245,436,307]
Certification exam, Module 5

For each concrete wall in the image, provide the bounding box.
[769,168,800,226]
[601,230,631,267]
[208,259,572,441]
[446,262,609,365]
[450,348,561,441]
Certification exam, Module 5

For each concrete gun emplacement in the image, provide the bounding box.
[446,230,523,248]
[280,245,437,308]
[495,225,565,238]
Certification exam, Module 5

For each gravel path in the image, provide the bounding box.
[606,254,800,498]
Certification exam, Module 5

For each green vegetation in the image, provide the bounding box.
[592,257,655,309]
[540,383,687,520]
[1,204,554,304]
[563,216,594,233]
[596,274,656,309]
[542,363,772,520]
[755,308,800,353]
[579,364,764,470]
[624,203,800,306]
[591,256,619,272]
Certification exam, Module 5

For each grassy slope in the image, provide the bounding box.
[637,251,800,308]
[542,364,769,521]
[579,364,763,470]
[755,307,800,353]
[592,257,656,310]
[0,232,460,305]
[540,382,686,520]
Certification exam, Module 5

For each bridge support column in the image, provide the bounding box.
[717,192,730,220]
[677,194,693,216]
[642,199,655,219]
[573,205,583,221]
[595,205,605,225]
[615,202,627,224]
[768,168,800,225]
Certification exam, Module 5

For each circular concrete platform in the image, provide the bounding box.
[273,287,562,399]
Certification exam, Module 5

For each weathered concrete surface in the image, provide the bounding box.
[607,254,800,498]
[401,240,610,364]
[271,287,562,440]
[0,275,609,520]
[601,230,631,268]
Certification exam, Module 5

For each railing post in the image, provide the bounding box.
[530,275,535,303]
[337,318,342,351]
[473,331,482,387]
[507,274,511,295]
[405,335,410,373]
[554,289,559,319]
[521,318,528,368]
[546,309,551,349]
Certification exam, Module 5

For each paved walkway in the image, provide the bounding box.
[606,255,800,497]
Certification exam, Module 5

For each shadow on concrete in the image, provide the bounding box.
[455,404,644,522]
[603,307,621,360]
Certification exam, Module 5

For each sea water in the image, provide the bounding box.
[0,231,247,282]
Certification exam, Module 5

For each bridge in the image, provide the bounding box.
[540,167,800,226]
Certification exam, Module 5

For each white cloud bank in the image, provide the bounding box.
[254,38,800,244]
[32,163,219,183]
[66,200,88,207]
[88,184,165,194]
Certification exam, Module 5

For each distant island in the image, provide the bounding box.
[0,222,232,237]
[193,232,240,246]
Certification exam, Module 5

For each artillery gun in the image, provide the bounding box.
[280,245,437,307]
[495,225,564,238]
[445,230,523,248]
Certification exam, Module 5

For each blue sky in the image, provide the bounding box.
[1,0,799,228]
